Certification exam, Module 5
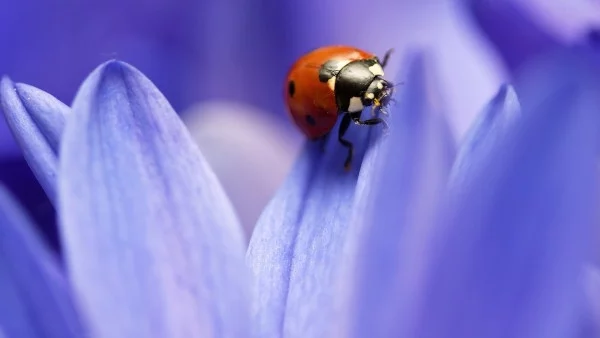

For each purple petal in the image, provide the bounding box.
[410,47,600,338]
[331,51,456,338]
[58,60,249,337]
[0,77,70,205]
[246,83,382,337]
[582,266,600,336]
[0,184,85,337]
[463,0,560,72]
[449,84,521,188]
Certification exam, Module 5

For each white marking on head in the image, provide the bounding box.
[327,77,336,91]
[365,93,375,99]
[348,97,364,113]
[368,63,384,77]
[377,82,384,89]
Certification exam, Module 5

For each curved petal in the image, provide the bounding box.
[410,47,600,338]
[0,77,70,205]
[246,86,382,337]
[449,84,521,188]
[0,184,85,337]
[58,60,249,338]
[463,0,560,72]
[331,51,456,338]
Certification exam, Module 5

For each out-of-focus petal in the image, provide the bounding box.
[582,265,600,335]
[246,88,382,337]
[0,158,59,253]
[182,101,302,240]
[0,77,69,205]
[58,60,249,338]
[463,0,560,72]
[0,184,85,337]
[409,47,600,338]
[449,84,521,187]
[331,51,456,338]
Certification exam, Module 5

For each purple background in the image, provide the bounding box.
[1,0,599,251]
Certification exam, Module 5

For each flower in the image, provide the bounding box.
[2,2,600,337]
[3,42,600,337]
[1,60,250,337]
[4,0,571,251]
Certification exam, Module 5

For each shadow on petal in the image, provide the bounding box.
[246,81,384,337]
[58,60,249,337]
[331,50,456,338]
[0,77,69,205]
[411,47,600,338]
[0,184,86,337]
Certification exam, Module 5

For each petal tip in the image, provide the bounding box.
[0,76,15,96]
[0,75,13,86]
[71,59,144,115]
[490,83,520,114]
[95,59,140,79]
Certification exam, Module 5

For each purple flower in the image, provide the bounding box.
[1,5,599,337]
[1,61,250,337]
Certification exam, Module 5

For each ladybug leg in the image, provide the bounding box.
[370,105,389,118]
[338,113,354,170]
[350,112,389,131]
[381,48,394,68]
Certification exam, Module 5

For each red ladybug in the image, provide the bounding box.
[285,45,394,169]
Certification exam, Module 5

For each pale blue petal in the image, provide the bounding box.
[58,60,249,338]
[330,51,456,338]
[410,47,600,338]
[246,86,381,337]
[0,184,86,337]
[582,266,600,336]
[449,84,521,188]
[0,78,69,205]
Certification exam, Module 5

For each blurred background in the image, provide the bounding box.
[1,0,599,252]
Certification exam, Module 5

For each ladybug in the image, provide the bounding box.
[285,45,394,170]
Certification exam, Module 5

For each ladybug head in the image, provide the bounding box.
[364,77,393,110]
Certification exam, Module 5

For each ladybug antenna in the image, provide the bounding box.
[387,80,404,88]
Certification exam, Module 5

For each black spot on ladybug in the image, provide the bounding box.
[288,81,296,97]
[305,115,316,126]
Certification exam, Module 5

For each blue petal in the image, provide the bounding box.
[0,77,69,205]
[582,266,600,336]
[246,79,382,336]
[330,51,456,338]
[0,184,86,337]
[58,60,249,337]
[463,0,560,72]
[410,47,600,338]
[449,84,521,188]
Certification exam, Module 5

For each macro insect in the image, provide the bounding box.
[284,45,394,170]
